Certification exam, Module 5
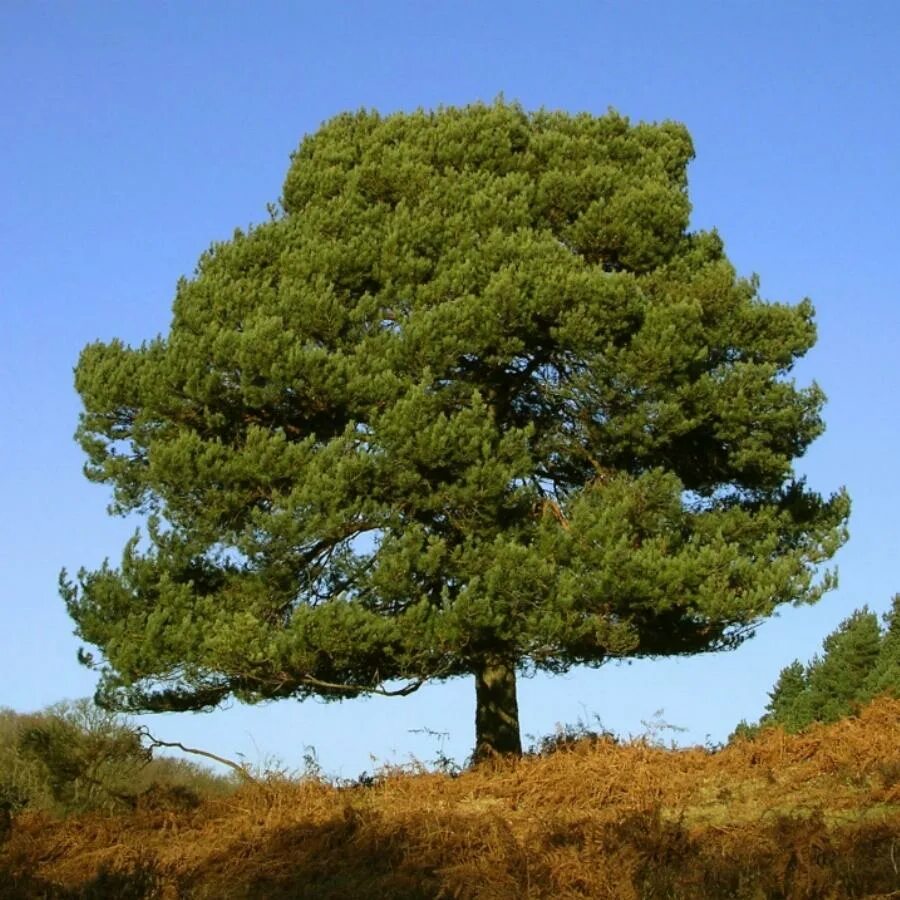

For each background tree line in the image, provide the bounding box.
[733,595,900,738]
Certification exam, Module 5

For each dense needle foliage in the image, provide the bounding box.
[758,596,900,732]
[64,101,848,755]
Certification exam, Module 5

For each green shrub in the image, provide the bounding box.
[0,699,234,816]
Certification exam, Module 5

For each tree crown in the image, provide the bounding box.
[65,102,848,715]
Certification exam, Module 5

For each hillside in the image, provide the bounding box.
[2,697,898,899]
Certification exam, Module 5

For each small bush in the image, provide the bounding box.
[0,700,234,817]
[526,714,618,756]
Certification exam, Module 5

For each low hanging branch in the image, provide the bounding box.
[261,662,454,699]
[293,673,428,697]
[137,727,259,784]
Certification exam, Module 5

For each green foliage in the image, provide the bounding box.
[64,101,847,753]
[0,700,233,816]
[805,609,881,721]
[766,660,812,729]
[864,594,900,697]
[0,709,54,813]
[728,719,760,742]
[758,597,900,733]
[16,699,149,813]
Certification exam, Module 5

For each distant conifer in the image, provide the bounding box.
[758,600,898,733]
[863,594,900,700]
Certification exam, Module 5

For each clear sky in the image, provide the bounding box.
[2,1,898,778]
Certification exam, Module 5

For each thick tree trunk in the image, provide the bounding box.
[473,656,522,760]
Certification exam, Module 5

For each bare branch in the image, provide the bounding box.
[138,727,259,783]
[290,673,428,697]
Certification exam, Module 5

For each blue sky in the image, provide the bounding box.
[2,1,898,777]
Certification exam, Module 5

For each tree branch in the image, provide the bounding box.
[137,728,259,783]
[286,673,430,697]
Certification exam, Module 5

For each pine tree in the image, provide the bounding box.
[62,102,849,758]
[763,660,810,731]
[864,594,900,700]
[804,608,881,723]
[756,602,897,734]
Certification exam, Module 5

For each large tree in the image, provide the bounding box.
[63,102,848,759]
[864,595,900,699]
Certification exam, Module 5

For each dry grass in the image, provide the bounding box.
[2,697,898,899]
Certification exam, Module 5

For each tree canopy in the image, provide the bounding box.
[63,101,849,758]
[759,597,900,732]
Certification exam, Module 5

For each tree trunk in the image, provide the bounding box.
[473,656,522,760]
